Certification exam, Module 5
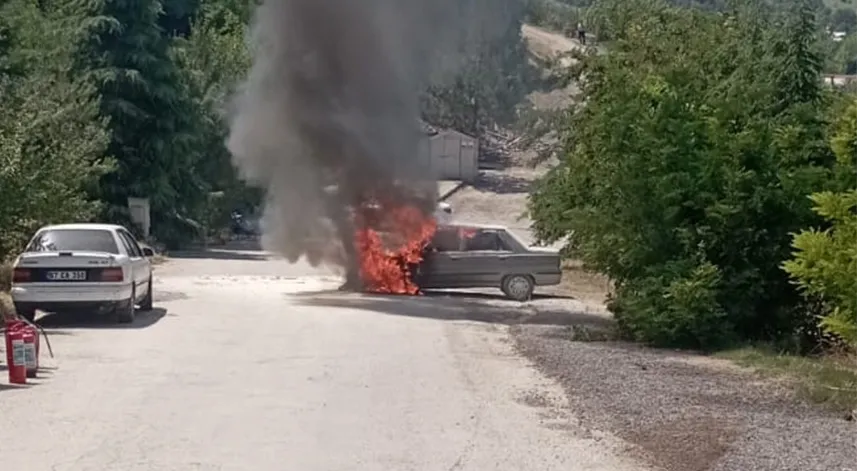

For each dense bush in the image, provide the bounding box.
[528,0,838,350]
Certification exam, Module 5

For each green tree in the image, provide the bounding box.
[783,190,857,346]
[830,7,857,32]
[160,0,199,36]
[72,0,206,247]
[173,2,259,236]
[0,0,110,258]
[784,98,857,347]
[421,2,536,136]
[528,0,836,349]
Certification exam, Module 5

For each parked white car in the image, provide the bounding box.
[10,223,154,323]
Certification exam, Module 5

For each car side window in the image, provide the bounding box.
[427,228,462,252]
[124,231,144,257]
[116,231,135,257]
[118,231,141,257]
[464,230,507,252]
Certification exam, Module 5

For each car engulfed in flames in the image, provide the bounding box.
[353,202,437,295]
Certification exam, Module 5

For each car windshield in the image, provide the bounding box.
[25,229,120,254]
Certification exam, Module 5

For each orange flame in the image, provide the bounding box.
[354,204,437,294]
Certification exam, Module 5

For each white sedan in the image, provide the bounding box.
[10,223,154,323]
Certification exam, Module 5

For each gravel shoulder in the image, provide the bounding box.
[513,325,857,471]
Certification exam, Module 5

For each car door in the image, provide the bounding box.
[455,229,515,287]
[117,230,148,298]
[124,231,151,286]
[416,226,464,288]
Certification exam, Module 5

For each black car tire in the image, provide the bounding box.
[501,274,535,302]
[115,287,135,324]
[140,279,153,311]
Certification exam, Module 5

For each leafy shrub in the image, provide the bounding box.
[610,261,733,349]
[783,190,857,347]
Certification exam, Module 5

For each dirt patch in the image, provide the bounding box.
[522,24,579,62]
[0,261,11,292]
[0,291,16,320]
[543,261,612,305]
[628,416,740,471]
[511,325,857,471]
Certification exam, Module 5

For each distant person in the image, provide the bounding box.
[577,23,586,45]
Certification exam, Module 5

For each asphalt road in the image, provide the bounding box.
[0,249,647,471]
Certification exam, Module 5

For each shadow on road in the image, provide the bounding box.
[295,290,611,328]
[423,290,575,302]
[0,381,31,392]
[471,171,533,195]
[36,307,168,331]
[0,364,46,391]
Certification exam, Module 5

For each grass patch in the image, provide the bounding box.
[559,259,613,305]
[718,346,857,411]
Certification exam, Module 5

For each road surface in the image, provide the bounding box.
[0,248,646,470]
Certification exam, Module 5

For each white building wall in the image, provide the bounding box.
[419,129,479,182]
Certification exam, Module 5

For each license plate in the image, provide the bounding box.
[46,270,87,281]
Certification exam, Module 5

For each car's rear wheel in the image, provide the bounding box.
[140,279,153,311]
[502,274,535,302]
[115,286,135,324]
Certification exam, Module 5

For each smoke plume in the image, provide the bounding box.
[227,0,520,280]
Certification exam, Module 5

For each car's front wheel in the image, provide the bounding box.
[501,274,535,302]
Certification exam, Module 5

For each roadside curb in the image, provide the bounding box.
[438,181,467,202]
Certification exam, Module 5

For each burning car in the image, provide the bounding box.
[413,223,562,301]
[350,196,561,301]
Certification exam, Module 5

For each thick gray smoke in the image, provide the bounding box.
[227,0,520,282]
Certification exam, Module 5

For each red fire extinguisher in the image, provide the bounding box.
[5,322,27,384]
[21,325,38,378]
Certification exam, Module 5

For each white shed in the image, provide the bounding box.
[418,122,479,182]
[127,197,150,237]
